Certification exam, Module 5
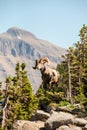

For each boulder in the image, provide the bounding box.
[84,116,87,121]
[56,125,71,130]
[30,110,50,121]
[13,120,44,130]
[45,111,74,130]
[47,103,57,113]
[56,125,82,130]
[74,118,87,126]
[82,124,87,130]
[69,124,82,130]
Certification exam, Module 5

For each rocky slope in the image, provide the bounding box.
[0,27,66,91]
[13,110,87,130]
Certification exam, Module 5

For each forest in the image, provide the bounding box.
[0,24,87,129]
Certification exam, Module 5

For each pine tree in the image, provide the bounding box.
[12,62,38,120]
[1,76,14,130]
[57,47,74,103]
[0,62,38,129]
[79,25,87,97]
[0,82,3,129]
[56,25,87,106]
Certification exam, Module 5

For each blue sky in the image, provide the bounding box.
[0,0,87,48]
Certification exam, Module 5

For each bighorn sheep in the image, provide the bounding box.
[33,57,60,89]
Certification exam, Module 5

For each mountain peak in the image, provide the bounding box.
[7,27,36,38]
[0,26,66,91]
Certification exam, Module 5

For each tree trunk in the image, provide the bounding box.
[2,97,9,129]
[67,53,72,104]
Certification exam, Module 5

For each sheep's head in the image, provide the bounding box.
[33,57,50,70]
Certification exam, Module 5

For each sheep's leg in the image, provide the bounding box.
[43,83,49,93]
[42,83,46,94]
[49,78,55,89]
[43,83,47,89]
[49,82,52,89]
[49,80,58,92]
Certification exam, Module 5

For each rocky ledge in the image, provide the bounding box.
[13,110,87,130]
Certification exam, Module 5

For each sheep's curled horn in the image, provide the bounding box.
[32,60,38,69]
[39,57,50,65]
[32,57,50,69]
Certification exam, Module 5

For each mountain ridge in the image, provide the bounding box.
[0,27,66,91]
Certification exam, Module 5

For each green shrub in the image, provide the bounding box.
[58,100,70,107]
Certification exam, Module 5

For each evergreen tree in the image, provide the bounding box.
[0,82,3,129]
[0,62,38,129]
[57,25,87,106]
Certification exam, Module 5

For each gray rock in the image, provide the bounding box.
[82,124,87,130]
[30,110,50,121]
[56,125,70,130]
[69,125,82,130]
[57,125,82,130]
[47,103,57,113]
[45,111,74,130]
[13,120,44,130]
[74,118,87,126]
